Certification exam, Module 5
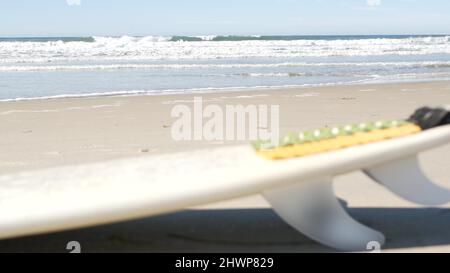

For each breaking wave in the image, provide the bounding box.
[1,35,449,63]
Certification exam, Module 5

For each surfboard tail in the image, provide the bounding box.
[259,106,450,250]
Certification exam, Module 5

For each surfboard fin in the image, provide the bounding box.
[365,156,450,206]
[263,177,385,251]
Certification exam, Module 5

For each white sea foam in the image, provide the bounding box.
[2,61,450,72]
[1,35,449,63]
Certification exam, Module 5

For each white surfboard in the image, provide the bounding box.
[0,125,450,251]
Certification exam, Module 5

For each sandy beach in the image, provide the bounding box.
[1,80,450,252]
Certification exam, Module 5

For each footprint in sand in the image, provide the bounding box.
[140,148,158,153]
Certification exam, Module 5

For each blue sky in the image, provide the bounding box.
[0,0,449,37]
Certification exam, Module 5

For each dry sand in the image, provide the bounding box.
[0,81,450,252]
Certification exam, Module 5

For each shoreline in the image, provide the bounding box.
[1,79,450,103]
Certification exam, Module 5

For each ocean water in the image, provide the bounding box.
[1,35,450,101]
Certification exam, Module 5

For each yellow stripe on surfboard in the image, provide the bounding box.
[256,123,421,160]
